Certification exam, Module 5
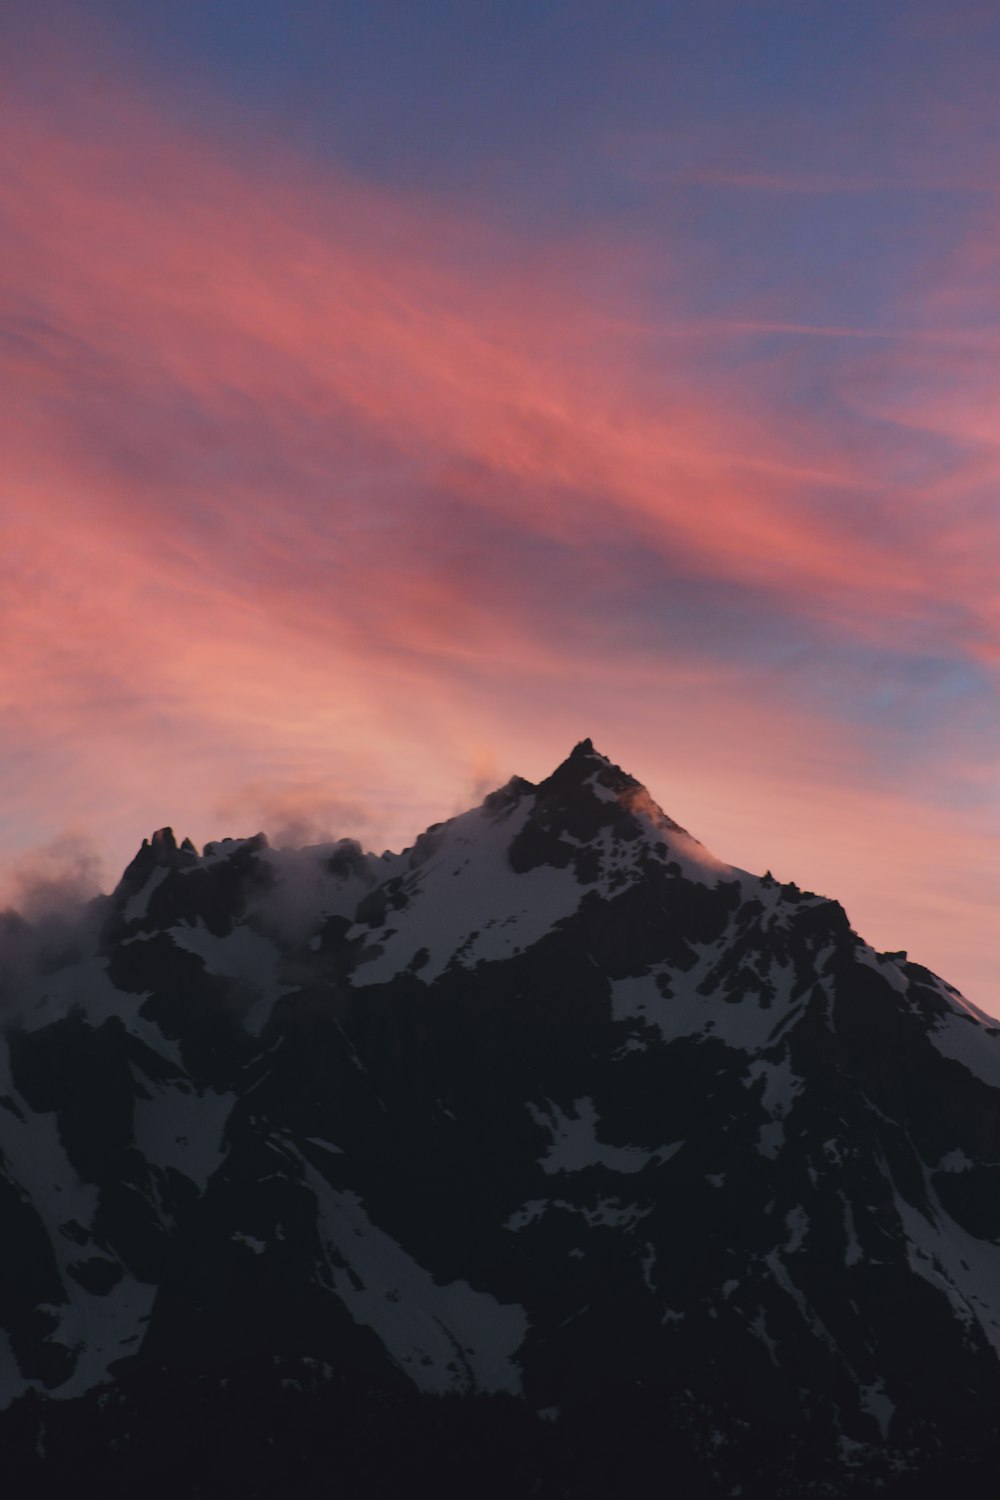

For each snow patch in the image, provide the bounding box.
[748,1056,803,1160]
[611,946,806,1056]
[860,1379,894,1439]
[928,1009,1000,1088]
[528,1097,681,1175]
[232,1232,267,1255]
[351,799,584,985]
[14,956,182,1063]
[123,866,168,924]
[0,1044,160,1404]
[167,920,293,1034]
[842,1196,863,1267]
[43,1275,157,1401]
[300,1162,527,1396]
[783,1206,808,1254]
[505,1196,650,1232]
[895,1179,1000,1358]
[131,1075,234,1190]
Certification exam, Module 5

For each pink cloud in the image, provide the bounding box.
[1,62,936,631]
[0,41,998,1010]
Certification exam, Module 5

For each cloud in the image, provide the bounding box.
[212,782,375,850]
[0,25,997,1011]
[3,834,105,922]
[0,50,932,639]
[0,834,106,1011]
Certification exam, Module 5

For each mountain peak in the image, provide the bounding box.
[115,824,198,886]
[492,740,711,888]
[540,738,640,799]
[6,740,999,1500]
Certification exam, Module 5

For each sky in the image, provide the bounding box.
[1,0,999,1009]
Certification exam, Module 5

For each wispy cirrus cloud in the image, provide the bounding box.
[0,62,928,627]
[0,26,998,1005]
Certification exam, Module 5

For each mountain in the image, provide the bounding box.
[3,739,1000,1497]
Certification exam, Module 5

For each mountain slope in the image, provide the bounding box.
[2,740,1000,1496]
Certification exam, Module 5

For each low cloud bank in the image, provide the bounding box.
[0,835,107,1012]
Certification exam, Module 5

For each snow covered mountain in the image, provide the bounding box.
[3,740,1000,1496]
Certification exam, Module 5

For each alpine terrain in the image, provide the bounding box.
[3,741,1000,1497]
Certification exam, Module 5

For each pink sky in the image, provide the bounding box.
[2,12,998,1009]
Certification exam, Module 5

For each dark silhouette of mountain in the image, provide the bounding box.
[3,740,1000,1496]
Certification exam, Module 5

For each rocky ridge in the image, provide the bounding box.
[2,740,1000,1496]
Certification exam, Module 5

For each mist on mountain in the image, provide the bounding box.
[3,742,1000,1498]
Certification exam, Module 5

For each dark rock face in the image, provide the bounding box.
[2,742,1000,1496]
